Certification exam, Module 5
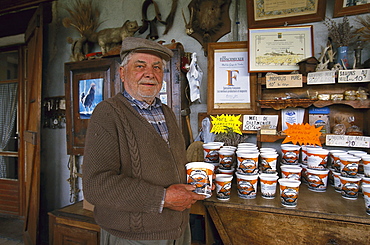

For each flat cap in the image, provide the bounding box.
[120,37,173,62]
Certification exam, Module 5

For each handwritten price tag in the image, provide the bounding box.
[266,74,303,88]
[242,115,278,131]
[326,135,370,148]
[338,69,370,83]
[210,114,243,134]
[307,71,336,85]
[282,123,322,146]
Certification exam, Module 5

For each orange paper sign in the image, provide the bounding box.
[282,123,322,146]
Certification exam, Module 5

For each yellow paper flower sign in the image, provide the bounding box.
[210,114,242,135]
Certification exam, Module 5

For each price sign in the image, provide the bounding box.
[266,74,302,88]
[242,115,278,131]
[282,123,322,146]
[326,135,370,148]
[307,71,336,85]
[210,114,243,134]
[338,69,370,83]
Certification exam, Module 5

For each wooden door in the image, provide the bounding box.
[0,47,22,215]
[21,4,44,245]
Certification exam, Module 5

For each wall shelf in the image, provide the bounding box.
[258,99,318,110]
[313,99,370,109]
[258,99,370,110]
[256,72,370,146]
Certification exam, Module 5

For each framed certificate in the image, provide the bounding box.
[247,0,326,28]
[334,0,370,17]
[248,25,314,72]
[207,41,257,115]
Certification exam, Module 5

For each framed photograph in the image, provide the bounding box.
[207,41,257,115]
[65,57,121,155]
[79,78,103,119]
[247,0,326,28]
[248,25,314,72]
[334,0,370,17]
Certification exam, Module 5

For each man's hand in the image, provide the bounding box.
[164,184,206,211]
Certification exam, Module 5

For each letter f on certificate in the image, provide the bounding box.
[227,70,239,86]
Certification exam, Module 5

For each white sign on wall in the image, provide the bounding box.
[338,69,370,83]
[326,135,370,148]
[242,115,278,131]
[266,74,303,88]
[307,71,336,85]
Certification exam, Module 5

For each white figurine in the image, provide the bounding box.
[186,52,203,102]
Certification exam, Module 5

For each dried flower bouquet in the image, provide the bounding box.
[324,16,353,47]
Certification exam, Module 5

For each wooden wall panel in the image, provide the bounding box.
[0,179,20,215]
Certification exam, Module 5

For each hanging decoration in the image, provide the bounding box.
[186,52,203,103]
[138,0,179,40]
[67,155,82,203]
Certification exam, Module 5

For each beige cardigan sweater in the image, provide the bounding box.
[82,93,189,240]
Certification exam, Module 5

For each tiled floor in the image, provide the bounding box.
[0,215,23,244]
[0,237,24,245]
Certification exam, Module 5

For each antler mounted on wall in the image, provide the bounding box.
[183,0,231,56]
[139,0,178,40]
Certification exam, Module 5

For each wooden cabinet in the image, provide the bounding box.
[48,201,215,245]
[203,183,370,245]
[161,44,191,146]
[256,72,370,145]
[65,57,122,155]
[48,201,100,245]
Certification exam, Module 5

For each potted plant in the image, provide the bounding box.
[214,126,248,147]
[324,16,354,68]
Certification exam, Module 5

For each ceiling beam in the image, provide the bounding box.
[0,1,53,39]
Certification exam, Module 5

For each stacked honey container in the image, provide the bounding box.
[203,142,281,201]
[284,144,370,211]
[235,143,279,200]
[202,141,370,211]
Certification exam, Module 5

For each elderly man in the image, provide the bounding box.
[82,37,206,245]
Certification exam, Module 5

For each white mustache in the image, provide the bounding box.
[138,79,158,85]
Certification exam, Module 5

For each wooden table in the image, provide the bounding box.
[203,181,370,245]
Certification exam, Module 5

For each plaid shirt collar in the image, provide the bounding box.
[123,90,162,110]
[122,90,169,143]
